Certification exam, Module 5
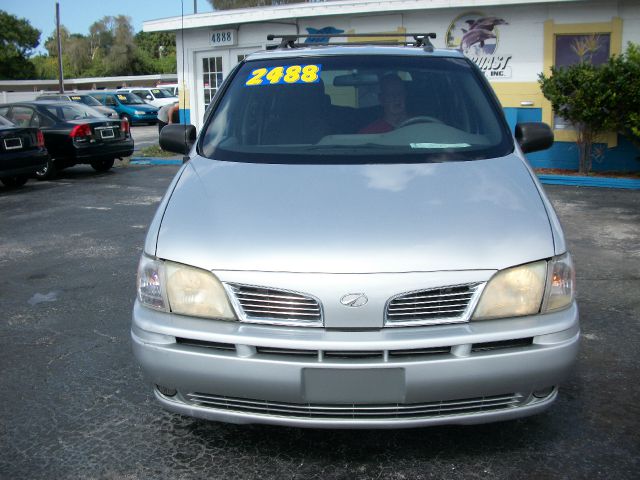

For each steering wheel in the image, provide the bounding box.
[397,116,443,128]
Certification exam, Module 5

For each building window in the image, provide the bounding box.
[202,56,223,109]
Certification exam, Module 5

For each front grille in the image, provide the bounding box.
[385,283,481,326]
[185,392,524,420]
[228,284,322,326]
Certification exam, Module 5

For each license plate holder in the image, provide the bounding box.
[303,368,405,403]
[100,128,115,139]
[4,138,23,150]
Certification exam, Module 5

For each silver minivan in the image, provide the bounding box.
[132,37,579,428]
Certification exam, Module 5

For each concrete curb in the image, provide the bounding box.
[537,174,640,190]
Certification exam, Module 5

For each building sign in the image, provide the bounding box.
[209,29,236,47]
[468,55,513,78]
[446,12,512,79]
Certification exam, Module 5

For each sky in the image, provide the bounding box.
[2,0,214,54]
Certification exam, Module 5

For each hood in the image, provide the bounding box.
[154,154,555,273]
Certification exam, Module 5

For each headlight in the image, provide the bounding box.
[543,253,575,312]
[472,260,547,320]
[137,255,236,320]
[134,110,146,115]
[472,254,575,320]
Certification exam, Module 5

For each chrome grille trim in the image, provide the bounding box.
[385,283,484,327]
[226,283,323,327]
[185,392,525,419]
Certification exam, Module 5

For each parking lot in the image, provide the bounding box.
[0,164,638,479]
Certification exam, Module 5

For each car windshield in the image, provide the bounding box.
[70,95,102,107]
[200,55,513,164]
[150,88,175,99]
[42,103,104,121]
[116,93,145,105]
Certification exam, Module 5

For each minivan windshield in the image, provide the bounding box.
[200,55,513,164]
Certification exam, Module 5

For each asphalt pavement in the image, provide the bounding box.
[0,164,638,479]
[130,124,160,152]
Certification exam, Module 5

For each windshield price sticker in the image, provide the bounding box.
[70,96,82,100]
[245,65,322,86]
[410,142,471,149]
[152,89,161,94]
[117,95,127,101]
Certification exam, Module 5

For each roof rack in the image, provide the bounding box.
[266,33,437,52]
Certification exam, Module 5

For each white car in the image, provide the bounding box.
[118,87,177,108]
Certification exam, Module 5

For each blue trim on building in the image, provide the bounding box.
[538,174,640,189]
[179,109,191,124]
[130,158,183,165]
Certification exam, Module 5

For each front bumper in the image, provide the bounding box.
[132,300,579,428]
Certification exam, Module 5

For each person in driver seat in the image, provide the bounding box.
[359,73,409,133]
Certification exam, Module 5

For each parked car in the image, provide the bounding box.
[35,93,119,119]
[88,91,158,125]
[118,87,177,108]
[134,37,578,429]
[0,114,49,188]
[157,83,179,97]
[0,101,133,179]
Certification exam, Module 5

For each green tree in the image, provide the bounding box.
[539,63,616,174]
[0,10,40,79]
[604,43,640,149]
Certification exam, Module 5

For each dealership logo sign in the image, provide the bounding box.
[446,12,512,79]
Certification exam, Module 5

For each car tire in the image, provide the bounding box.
[34,158,57,181]
[90,158,115,172]
[1,175,29,188]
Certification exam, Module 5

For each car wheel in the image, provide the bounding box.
[90,158,115,172]
[34,158,57,181]
[1,175,29,188]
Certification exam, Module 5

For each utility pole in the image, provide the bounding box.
[194,0,197,14]
[55,2,64,93]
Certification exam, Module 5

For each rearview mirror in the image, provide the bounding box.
[515,122,554,154]
[159,124,197,155]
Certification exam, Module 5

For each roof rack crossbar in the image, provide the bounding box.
[266,33,437,51]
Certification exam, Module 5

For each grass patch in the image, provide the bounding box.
[136,145,176,158]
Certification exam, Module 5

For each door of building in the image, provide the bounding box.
[195,47,262,128]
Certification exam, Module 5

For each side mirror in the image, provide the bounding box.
[515,122,554,154]
[146,94,153,100]
[160,124,197,155]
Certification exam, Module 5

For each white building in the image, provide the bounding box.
[144,0,640,171]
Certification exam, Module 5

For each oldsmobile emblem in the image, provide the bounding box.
[340,293,368,307]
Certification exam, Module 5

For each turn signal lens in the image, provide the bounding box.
[121,118,130,136]
[543,253,575,312]
[137,255,167,311]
